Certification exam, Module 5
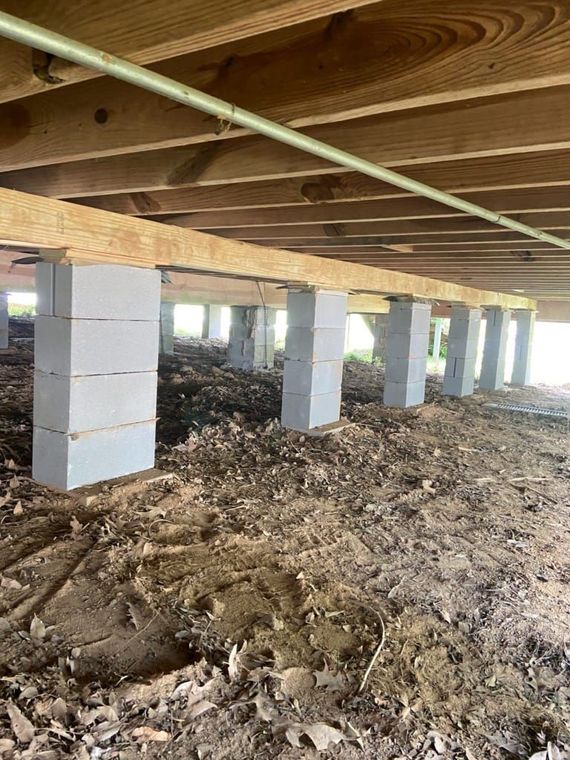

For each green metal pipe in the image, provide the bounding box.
[0,10,569,253]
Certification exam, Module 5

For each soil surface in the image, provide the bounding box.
[0,318,569,759]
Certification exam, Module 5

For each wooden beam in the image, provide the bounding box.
[0,252,390,312]
[165,187,570,229]
[70,151,570,216]
[205,219,570,239]
[270,239,570,251]
[0,187,535,309]
[0,0,377,103]
[3,0,570,168]
[3,87,570,198]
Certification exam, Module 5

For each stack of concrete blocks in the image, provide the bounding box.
[228,305,276,370]
[443,307,482,397]
[202,305,224,339]
[160,302,175,355]
[511,310,535,386]
[0,293,8,349]
[33,263,161,491]
[372,313,389,363]
[479,307,511,391]
[383,300,431,408]
[281,289,347,432]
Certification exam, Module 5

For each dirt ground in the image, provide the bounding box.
[0,318,569,760]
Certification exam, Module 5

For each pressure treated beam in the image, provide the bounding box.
[269,239,570,251]
[70,151,570,216]
[0,252,390,313]
[0,188,534,309]
[206,220,570,239]
[164,188,570,229]
[3,87,570,198]
[3,1,570,169]
[0,0,378,104]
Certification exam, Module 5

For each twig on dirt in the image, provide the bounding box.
[348,600,387,694]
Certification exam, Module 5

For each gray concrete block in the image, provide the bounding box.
[449,318,481,342]
[283,359,343,396]
[511,310,535,386]
[160,302,175,355]
[35,317,160,376]
[38,264,161,321]
[442,374,475,397]
[35,263,55,316]
[34,370,157,434]
[33,419,156,491]
[203,305,224,339]
[447,336,479,359]
[385,356,427,384]
[389,302,431,334]
[444,356,476,379]
[287,290,347,329]
[383,380,426,408]
[281,390,342,431]
[386,331,430,359]
[449,306,482,323]
[228,342,274,369]
[285,327,346,362]
[0,295,7,349]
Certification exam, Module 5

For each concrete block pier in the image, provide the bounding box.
[479,307,511,391]
[383,300,431,408]
[0,293,7,349]
[228,305,276,370]
[202,305,224,339]
[281,288,347,432]
[443,306,482,397]
[511,310,536,386]
[33,263,161,490]
[160,302,175,355]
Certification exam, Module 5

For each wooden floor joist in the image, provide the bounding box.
[0,187,535,309]
[2,1,570,170]
[0,0,380,103]
[2,87,570,199]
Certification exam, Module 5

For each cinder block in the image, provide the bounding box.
[34,370,158,434]
[385,356,427,384]
[444,356,476,380]
[383,380,426,408]
[388,302,431,334]
[386,331,430,359]
[285,327,345,362]
[283,359,343,395]
[35,316,159,376]
[0,296,7,349]
[447,335,478,359]
[281,390,342,431]
[35,264,55,316]
[37,263,161,321]
[228,342,274,369]
[450,307,482,323]
[442,375,475,397]
[287,290,347,329]
[32,419,156,491]
[449,318,481,342]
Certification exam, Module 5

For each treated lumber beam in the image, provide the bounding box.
[0,187,534,309]
[165,188,570,229]
[270,239,569,251]
[71,151,570,216]
[207,220,570,239]
[4,0,570,168]
[0,253,390,312]
[3,87,570,198]
[0,0,377,104]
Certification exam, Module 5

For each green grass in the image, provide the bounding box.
[8,304,35,318]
